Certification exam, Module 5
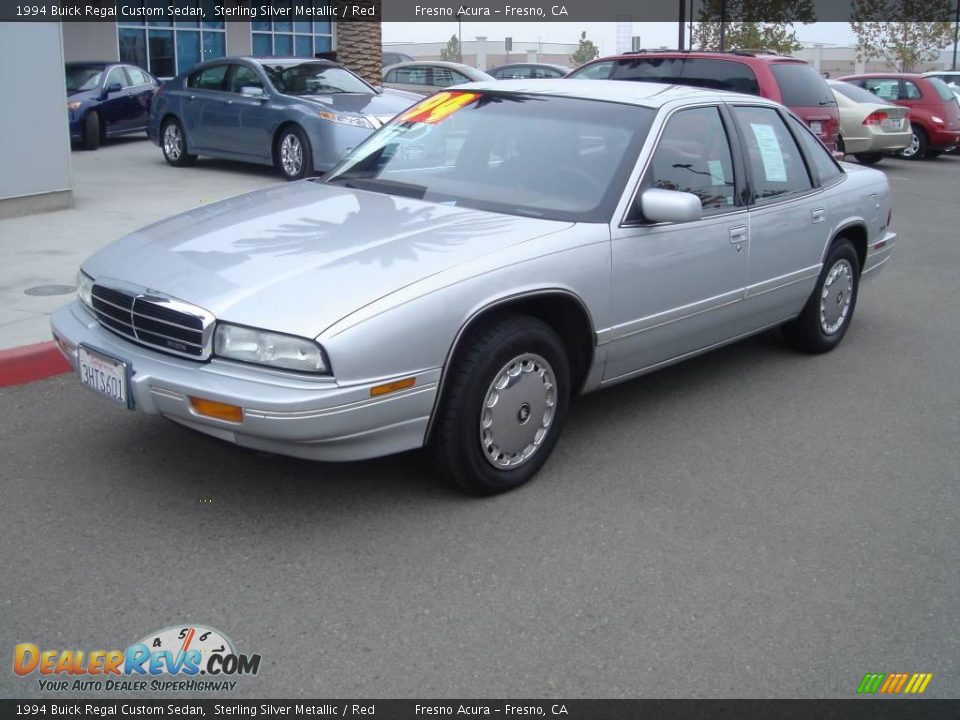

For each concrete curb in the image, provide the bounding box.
[0,341,71,388]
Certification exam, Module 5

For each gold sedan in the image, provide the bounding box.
[829,80,912,165]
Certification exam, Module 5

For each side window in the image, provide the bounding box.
[646,106,737,213]
[789,116,843,186]
[105,67,126,89]
[384,69,397,82]
[394,66,429,85]
[229,65,263,93]
[430,68,468,87]
[903,81,922,100]
[573,60,615,79]
[125,67,149,86]
[863,78,901,101]
[187,65,228,91]
[732,106,813,204]
[683,59,761,95]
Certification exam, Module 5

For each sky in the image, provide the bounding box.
[382,21,858,53]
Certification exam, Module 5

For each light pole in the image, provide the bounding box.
[953,0,959,70]
[678,0,686,50]
[719,0,727,51]
[457,12,463,63]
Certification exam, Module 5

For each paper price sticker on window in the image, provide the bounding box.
[749,122,787,183]
[396,91,480,125]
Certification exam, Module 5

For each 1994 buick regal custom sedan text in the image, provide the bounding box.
[51,80,896,495]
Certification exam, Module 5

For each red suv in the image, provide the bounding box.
[836,73,960,159]
[568,51,840,150]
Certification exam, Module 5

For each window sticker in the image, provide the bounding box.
[395,91,480,125]
[707,159,726,185]
[749,123,787,182]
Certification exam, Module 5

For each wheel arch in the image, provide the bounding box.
[424,289,597,443]
[829,222,868,273]
[271,121,306,166]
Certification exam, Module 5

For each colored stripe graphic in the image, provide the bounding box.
[857,672,932,694]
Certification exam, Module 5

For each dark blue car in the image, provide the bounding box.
[148,56,419,180]
[67,62,159,150]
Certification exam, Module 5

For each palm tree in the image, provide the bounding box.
[335,0,382,86]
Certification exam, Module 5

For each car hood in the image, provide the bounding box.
[82,182,572,339]
[293,91,414,117]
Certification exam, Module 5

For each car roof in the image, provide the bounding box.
[591,50,803,64]
[839,72,927,80]
[66,61,117,68]
[244,56,338,67]
[450,78,775,108]
[385,60,480,71]
[490,63,571,70]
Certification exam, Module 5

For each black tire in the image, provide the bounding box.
[925,149,943,158]
[160,117,196,167]
[275,125,313,181]
[430,313,571,496]
[836,135,846,156]
[82,112,100,150]
[854,152,883,165]
[900,127,928,160]
[782,239,861,354]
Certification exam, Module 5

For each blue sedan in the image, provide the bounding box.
[148,56,419,180]
[67,62,159,149]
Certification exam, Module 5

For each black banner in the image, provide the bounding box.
[1,0,959,23]
[2,700,960,719]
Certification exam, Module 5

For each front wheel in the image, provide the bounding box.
[161,118,196,166]
[81,112,100,150]
[275,126,313,181]
[899,127,927,160]
[430,314,570,496]
[854,152,883,165]
[782,239,861,354]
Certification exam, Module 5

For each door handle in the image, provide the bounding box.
[811,208,825,223]
[729,226,747,244]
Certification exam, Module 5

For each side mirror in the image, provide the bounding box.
[240,86,266,99]
[103,82,123,96]
[639,188,703,224]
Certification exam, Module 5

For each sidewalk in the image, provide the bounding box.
[0,137,281,352]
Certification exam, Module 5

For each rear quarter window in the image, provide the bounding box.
[681,59,760,95]
[770,63,835,107]
[927,77,958,102]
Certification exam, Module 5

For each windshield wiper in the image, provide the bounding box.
[330,177,427,200]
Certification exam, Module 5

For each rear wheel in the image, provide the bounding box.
[782,239,861,354]
[161,118,196,166]
[899,127,927,160]
[854,152,883,165]
[81,112,100,150]
[430,314,570,496]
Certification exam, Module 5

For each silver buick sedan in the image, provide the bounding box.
[51,80,896,495]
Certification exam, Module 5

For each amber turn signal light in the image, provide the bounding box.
[189,396,244,422]
[370,377,416,397]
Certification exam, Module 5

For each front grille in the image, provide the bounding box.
[90,283,214,359]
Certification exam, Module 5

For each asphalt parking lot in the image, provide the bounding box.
[1,151,958,699]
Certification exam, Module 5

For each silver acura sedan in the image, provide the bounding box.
[51,80,895,495]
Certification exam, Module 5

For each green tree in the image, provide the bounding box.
[571,31,600,67]
[850,0,955,72]
[692,0,814,54]
[440,34,462,63]
[334,0,381,86]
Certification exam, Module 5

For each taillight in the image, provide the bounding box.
[863,111,888,125]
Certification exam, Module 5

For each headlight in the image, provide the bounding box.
[931,116,944,125]
[76,270,94,309]
[214,324,329,373]
[67,101,82,112]
[319,111,373,130]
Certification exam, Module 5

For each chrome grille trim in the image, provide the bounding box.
[90,282,216,360]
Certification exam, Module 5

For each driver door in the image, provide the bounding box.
[220,63,274,161]
[604,105,750,382]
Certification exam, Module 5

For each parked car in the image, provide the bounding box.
[382,51,414,67]
[382,61,494,95]
[148,56,419,180]
[488,63,572,79]
[837,73,960,159]
[52,80,894,496]
[66,62,159,150]
[566,50,841,151]
[828,80,911,165]
[922,70,960,91]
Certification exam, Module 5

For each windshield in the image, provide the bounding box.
[831,81,894,106]
[66,66,104,92]
[324,92,655,223]
[262,62,372,95]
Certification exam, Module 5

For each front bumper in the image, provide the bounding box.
[50,302,439,462]
[862,230,896,281]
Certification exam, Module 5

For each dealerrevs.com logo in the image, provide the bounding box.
[13,625,261,692]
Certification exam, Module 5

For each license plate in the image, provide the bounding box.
[78,345,131,408]
[883,118,904,130]
[810,121,823,135]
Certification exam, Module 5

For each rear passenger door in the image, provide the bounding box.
[182,64,230,152]
[729,104,832,330]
